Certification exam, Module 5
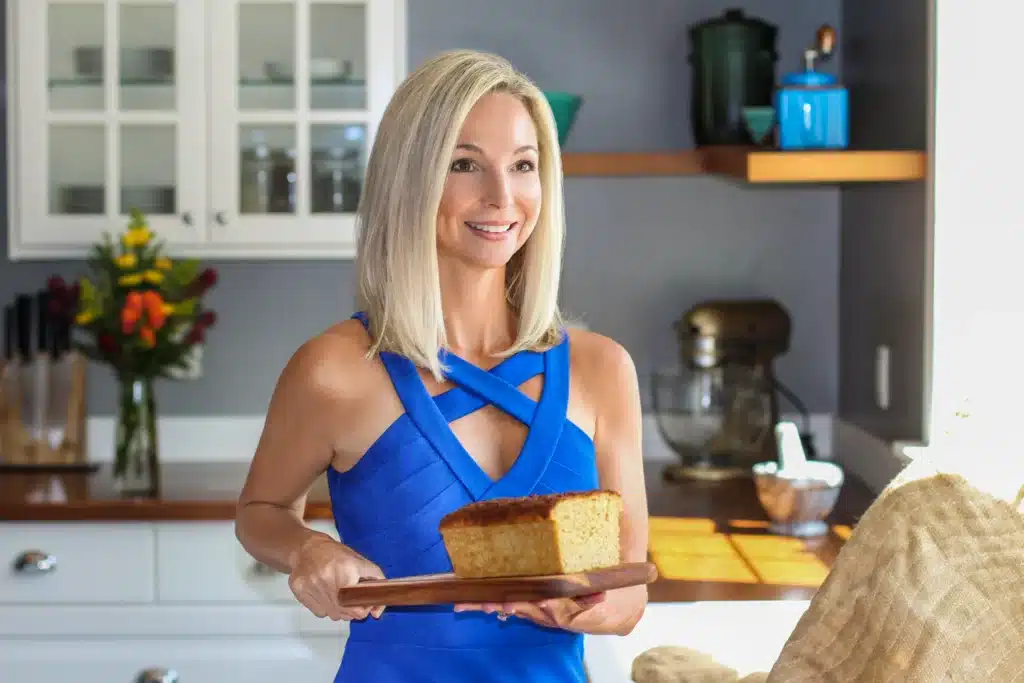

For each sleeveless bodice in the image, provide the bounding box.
[325,312,597,682]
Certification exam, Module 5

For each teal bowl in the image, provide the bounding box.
[543,91,583,146]
[742,106,776,146]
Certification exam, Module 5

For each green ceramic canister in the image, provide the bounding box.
[689,9,779,145]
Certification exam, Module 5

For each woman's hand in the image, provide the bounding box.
[454,592,606,630]
[455,586,645,635]
[288,533,387,622]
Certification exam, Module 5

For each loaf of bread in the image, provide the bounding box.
[438,490,623,578]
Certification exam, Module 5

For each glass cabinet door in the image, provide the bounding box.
[208,0,400,254]
[13,0,207,251]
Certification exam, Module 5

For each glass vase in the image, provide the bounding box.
[113,374,161,498]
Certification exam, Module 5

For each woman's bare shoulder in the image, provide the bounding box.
[565,327,638,396]
[276,318,380,407]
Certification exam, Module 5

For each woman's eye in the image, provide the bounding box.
[514,160,536,172]
[450,158,476,172]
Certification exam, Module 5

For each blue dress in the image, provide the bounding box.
[325,312,598,682]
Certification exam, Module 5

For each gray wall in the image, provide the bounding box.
[838,0,929,442]
[1,0,842,420]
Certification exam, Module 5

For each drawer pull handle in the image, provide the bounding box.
[136,668,179,683]
[13,550,57,574]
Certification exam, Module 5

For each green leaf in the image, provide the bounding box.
[168,259,200,288]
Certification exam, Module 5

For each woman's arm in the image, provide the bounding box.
[235,330,388,622]
[235,337,342,571]
[550,334,649,635]
[236,324,379,573]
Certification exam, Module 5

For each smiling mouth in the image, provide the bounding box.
[465,222,517,234]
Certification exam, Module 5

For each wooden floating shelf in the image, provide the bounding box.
[562,147,926,183]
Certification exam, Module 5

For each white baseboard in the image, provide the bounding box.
[84,412,834,464]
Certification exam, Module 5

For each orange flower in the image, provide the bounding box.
[121,292,143,334]
[142,291,167,331]
[121,290,167,337]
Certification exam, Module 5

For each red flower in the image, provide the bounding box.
[185,326,206,345]
[198,268,218,289]
[47,275,66,294]
[198,310,217,327]
[184,268,219,298]
[45,275,81,320]
[98,333,118,355]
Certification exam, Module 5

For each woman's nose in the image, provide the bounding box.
[483,169,513,208]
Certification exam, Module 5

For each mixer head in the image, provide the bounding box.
[675,298,792,369]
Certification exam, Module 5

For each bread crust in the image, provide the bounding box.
[438,490,621,529]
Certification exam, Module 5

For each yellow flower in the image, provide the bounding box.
[161,303,174,316]
[155,257,172,270]
[116,253,138,269]
[119,273,144,287]
[143,270,164,285]
[75,310,96,325]
[122,227,152,248]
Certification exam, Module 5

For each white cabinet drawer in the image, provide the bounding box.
[155,520,339,604]
[0,636,346,683]
[0,523,155,604]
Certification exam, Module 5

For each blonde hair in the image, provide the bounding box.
[355,49,567,380]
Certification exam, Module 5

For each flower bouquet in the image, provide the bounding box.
[47,209,219,497]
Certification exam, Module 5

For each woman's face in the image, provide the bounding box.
[436,92,542,270]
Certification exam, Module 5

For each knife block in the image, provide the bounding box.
[0,351,87,466]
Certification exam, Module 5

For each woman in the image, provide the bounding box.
[235,49,649,682]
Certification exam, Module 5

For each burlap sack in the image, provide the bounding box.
[765,441,1024,682]
[629,644,771,683]
[631,646,740,683]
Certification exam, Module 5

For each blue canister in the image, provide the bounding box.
[775,28,848,150]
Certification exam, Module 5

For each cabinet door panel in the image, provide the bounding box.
[207,0,401,257]
[11,0,208,256]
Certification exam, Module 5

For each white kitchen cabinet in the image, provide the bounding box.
[0,521,351,683]
[7,0,406,260]
[0,638,347,683]
[0,522,154,604]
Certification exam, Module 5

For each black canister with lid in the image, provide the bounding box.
[689,9,779,145]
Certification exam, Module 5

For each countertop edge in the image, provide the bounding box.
[0,501,337,522]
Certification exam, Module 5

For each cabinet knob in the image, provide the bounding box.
[214,211,228,225]
[181,211,193,226]
[12,550,57,574]
[136,668,179,683]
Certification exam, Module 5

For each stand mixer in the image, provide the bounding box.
[651,299,813,481]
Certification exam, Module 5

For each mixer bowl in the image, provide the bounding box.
[752,460,844,537]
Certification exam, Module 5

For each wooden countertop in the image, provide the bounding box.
[643,462,873,601]
[0,459,875,601]
[0,461,335,522]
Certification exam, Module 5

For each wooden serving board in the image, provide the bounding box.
[336,561,658,607]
